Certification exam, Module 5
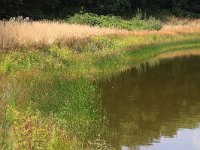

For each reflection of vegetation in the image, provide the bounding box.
[0,76,108,149]
[99,56,200,149]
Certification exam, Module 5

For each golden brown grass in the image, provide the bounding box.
[162,19,200,34]
[1,19,200,50]
[164,16,200,25]
[0,20,128,50]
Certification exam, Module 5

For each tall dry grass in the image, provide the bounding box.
[0,19,200,50]
[0,20,128,50]
[161,17,200,34]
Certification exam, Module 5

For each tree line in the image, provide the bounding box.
[0,0,199,19]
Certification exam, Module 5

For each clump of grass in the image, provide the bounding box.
[68,12,162,31]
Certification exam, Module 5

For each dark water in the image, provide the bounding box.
[99,56,200,150]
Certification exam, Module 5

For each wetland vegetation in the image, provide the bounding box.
[0,2,200,149]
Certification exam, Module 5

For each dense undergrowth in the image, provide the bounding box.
[0,30,200,149]
[68,12,162,31]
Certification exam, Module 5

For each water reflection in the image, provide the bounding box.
[99,56,200,150]
[140,127,200,150]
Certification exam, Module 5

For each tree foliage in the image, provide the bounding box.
[0,0,199,19]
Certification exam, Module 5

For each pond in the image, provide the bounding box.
[99,56,200,150]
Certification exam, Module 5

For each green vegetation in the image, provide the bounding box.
[0,35,200,149]
[1,0,199,19]
[68,12,162,30]
[1,33,200,78]
[1,0,200,149]
[0,76,109,149]
[0,18,200,149]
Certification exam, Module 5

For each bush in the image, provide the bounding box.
[67,13,101,26]
[68,12,162,31]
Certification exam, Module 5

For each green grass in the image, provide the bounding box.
[1,33,200,79]
[0,76,109,149]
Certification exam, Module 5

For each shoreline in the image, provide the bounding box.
[0,33,200,79]
[1,22,200,149]
[157,49,200,59]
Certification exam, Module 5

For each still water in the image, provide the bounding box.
[99,56,200,150]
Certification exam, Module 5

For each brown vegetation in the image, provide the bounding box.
[0,19,200,50]
[0,21,128,50]
[161,17,200,34]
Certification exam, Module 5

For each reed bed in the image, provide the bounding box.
[159,17,200,34]
[0,20,128,50]
[1,20,200,50]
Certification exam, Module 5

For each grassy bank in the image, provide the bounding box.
[0,20,200,149]
[0,32,200,79]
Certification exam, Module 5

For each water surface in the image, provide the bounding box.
[99,56,200,150]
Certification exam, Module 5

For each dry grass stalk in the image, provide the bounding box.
[0,20,128,49]
[159,17,200,34]
[0,19,200,50]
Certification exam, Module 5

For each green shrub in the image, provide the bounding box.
[68,13,162,31]
[68,13,101,26]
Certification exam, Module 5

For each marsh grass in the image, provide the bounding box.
[1,20,200,50]
[0,20,128,50]
[1,76,109,149]
[1,32,200,79]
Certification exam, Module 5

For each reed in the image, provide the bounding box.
[0,20,128,50]
[1,20,200,50]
